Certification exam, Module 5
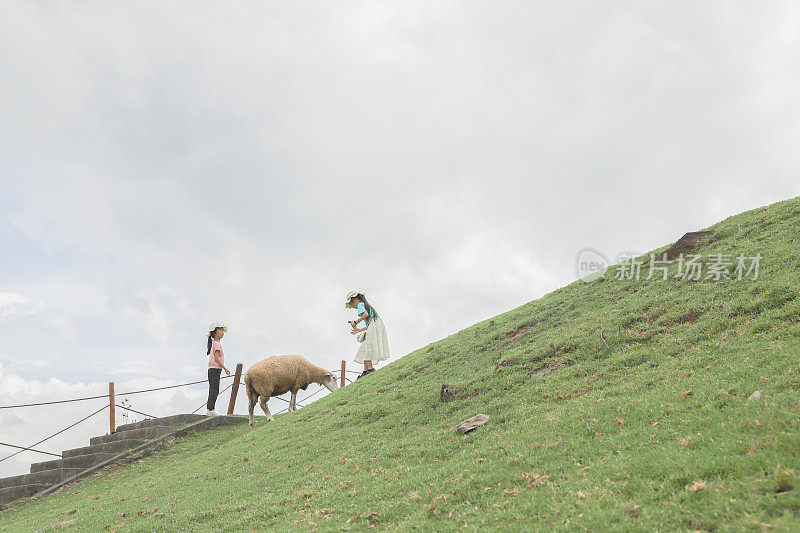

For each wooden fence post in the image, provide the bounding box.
[227,363,243,415]
[340,360,346,388]
[109,382,115,434]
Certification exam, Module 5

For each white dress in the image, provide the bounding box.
[355,315,390,364]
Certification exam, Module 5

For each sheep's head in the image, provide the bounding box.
[322,372,339,391]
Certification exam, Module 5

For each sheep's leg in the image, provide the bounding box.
[248,393,258,427]
[289,390,298,411]
[259,397,275,422]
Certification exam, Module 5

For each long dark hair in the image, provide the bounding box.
[207,328,220,355]
[358,293,378,318]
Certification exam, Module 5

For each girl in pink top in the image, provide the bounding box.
[206,323,231,416]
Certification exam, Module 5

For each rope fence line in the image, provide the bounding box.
[1,361,355,463]
[233,380,290,404]
[115,376,232,398]
[197,368,347,417]
[298,386,328,403]
[0,394,111,410]
[0,375,234,410]
[0,404,109,464]
[198,380,315,417]
[0,365,359,410]
[190,366,352,418]
[0,442,62,459]
[1,365,356,411]
[115,404,156,420]
[191,382,235,415]
[274,384,331,416]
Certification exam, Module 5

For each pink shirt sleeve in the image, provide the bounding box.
[208,341,225,369]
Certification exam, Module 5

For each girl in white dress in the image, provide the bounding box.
[345,290,390,378]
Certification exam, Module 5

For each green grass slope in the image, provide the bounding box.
[3,197,800,532]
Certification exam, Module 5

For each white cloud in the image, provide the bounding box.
[0,293,27,308]
[0,292,36,318]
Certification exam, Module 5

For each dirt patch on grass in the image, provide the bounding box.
[663,231,712,260]
[645,308,667,323]
[451,385,486,402]
[523,342,578,367]
[548,343,576,356]
[498,358,518,367]
[501,323,535,343]
[623,308,667,328]
[621,328,658,344]
[620,315,642,328]
[678,309,700,324]
[494,358,519,374]
[729,286,798,317]
[463,388,486,402]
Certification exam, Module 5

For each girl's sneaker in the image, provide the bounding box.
[357,369,376,379]
[206,410,218,416]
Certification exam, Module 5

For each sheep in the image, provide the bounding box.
[243,354,339,426]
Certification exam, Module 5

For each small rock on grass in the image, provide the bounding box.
[623,504,641,517]
[440,384,454,402]
[35,520,75,532]
[456,414,490,434]
[748,390,763,401]
[532,364,563,379]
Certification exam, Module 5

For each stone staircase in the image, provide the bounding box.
[0,414,246,507]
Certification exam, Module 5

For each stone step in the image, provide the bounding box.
[0,414,247,508]
[0,468,82,490]
[30,452,116,474]
[62,439,148,458]
[89,425,176,446]
[193,415,246,429]
[114,414,207,433]
[0,483,49,507]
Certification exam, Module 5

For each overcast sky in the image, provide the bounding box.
[1,1,798,477]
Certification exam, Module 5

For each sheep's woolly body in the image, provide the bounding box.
[243,354,335,425]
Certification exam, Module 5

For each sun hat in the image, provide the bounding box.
[344,290,363,308]
[208,322,229,335]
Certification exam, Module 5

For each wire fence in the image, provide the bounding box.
[0,375,234,410]
[198,379,336,417]
[0,442,62,459]
[115,404,156,420]
[1,362,356,469]
[274,386,330,415]
[190,381,236,415]
[0,404,109,464]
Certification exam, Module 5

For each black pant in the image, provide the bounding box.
[207,368,222,411]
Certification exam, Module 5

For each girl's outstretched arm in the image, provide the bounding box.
[214,349,230,376]
[352,311,369,325]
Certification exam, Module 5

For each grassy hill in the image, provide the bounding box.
[2,197,800,532]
